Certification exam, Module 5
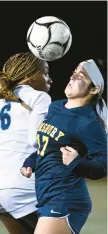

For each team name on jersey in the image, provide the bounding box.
[38,122,65,141]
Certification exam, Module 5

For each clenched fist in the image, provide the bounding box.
[20,167,33,178]
[60,146,78,166]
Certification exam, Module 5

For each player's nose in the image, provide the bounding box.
[71,75,77,81]
[48,77,53,85]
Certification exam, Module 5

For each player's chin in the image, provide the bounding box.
[46,85,51,93]
[64,89,71,97]
[64,88,67,95]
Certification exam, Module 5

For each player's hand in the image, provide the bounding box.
[20,167,32,178]
[60,146,78,166]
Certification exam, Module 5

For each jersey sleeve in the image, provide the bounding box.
[67,121,107,180]
[14,85,51,110]
[22,151,37,173]
[14,85,51,147]
[28,91,51,146]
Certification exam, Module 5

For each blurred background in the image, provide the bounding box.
[0,1,107,234]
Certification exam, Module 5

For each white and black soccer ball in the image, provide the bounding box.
[27,16,72,61]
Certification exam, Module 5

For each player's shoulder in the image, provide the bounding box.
[78,104,105,132]
[0,99,6,107]
[49,99,65,108]
[14,85,51,108]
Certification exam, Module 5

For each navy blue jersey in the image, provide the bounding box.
[23,99,107,211]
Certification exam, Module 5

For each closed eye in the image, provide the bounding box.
[71,71,84,79]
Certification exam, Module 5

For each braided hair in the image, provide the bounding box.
[0,52,44,110]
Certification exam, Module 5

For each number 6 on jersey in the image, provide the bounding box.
[0,103,11,130]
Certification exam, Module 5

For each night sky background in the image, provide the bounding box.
[0,1,107,102]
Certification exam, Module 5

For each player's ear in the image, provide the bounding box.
[89,87,100,95]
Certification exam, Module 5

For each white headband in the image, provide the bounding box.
[80,59,107,133]
[80,59,104,96]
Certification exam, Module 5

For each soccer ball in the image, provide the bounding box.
[27,16,72,61]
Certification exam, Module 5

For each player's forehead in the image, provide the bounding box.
[40,61,49,73]
[75,64,92,82]
[44,61,49,70]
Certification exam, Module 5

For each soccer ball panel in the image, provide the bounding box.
[43,44,63,61]
[63,33,72,55]
[49,23,71,44]
[36,16,61,24]
[27,22,49,48]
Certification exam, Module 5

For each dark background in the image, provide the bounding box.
[0,1,107,101]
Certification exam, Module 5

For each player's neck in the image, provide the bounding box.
[65,98,90,109]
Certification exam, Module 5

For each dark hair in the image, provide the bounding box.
[89,58,106,126]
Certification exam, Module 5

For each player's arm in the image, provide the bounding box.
[61,121,107,180]
[28,92,51,147]
[21,151,37,177]
[15,86,51,147]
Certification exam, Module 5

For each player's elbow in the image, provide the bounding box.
[87,171,107,180]
[87,163,107,180]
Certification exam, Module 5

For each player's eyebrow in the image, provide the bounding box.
[79,71,88,78]
[74,69,88,78]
